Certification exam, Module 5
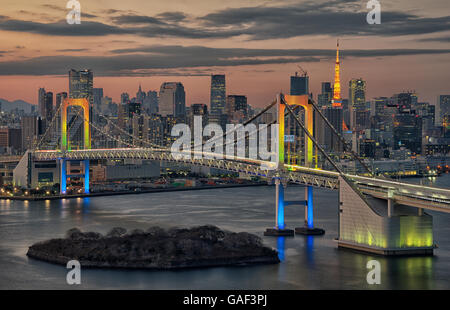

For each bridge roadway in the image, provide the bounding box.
[33,148,450,213]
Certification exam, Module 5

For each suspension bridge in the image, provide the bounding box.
[13,93,450,256]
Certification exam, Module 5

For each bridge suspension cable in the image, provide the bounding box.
[308,98,374,177]
[91,105,163,149]
[189,99,278,150]
[282,96,344,175]
[34,100,64,150]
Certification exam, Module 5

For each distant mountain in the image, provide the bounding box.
[0,99,34,113]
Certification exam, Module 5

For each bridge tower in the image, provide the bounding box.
[60,98,91,195]
[265,94,325,236]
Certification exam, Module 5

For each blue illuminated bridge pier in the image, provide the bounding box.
[13,94,450,256]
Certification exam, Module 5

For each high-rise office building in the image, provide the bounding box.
[136,84,146,104]
[318,82,332,107]
[393,92,414,114]
[226,95,248,118]
[121,93,130,104]
[316,107,343,153]
[44,92,53,123]
[68,69,93,148]
[56,92,68,111]
[69,69,93,102]
[92,88,103,110]
[349,78,366,111]
[349,78,366,130]
[159,82,186,117]
[393,113,422,154]
[437,95,450,126]
[144,91,158,114]
[38,88,46,119]
[359,139,376,158]
[210,75,226,116]
[21,116,43,151]
[0,128,22,154]
[372,97,389,117]
[37,88,53,129]
[290,72,309,96]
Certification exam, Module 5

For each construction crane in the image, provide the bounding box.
[296,65,308,77]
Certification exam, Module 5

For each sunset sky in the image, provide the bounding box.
[0,0,449,107]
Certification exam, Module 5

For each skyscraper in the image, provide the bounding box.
[38,88,46,119]
[318,82,332,107]
[21,116,43,151]
[69,69,93,102]
[92,88,103,108]
[44,92,54,124]
[332,40,342,107]
[226,95,248,122]
[349,78,366,110]
[159,82,186,117]
[144,90,158,114]
[393,113,422,154]
[136,84,146,103]
[56,92,68,111]
[210,74,226,116]
[121,93,130,104]
[349,78,366,130]
[290,72,309,96]
[68,69,93,148]
[437,95,450,126]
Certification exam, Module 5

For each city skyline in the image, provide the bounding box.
[0,0,449,106]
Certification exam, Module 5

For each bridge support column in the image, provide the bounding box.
[60,159,67,195]
[295,186,325,235]
[84,159,89,194]
[388,198,394,217]
[264,178,294,236]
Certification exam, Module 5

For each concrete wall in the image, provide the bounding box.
[338,176,433,251]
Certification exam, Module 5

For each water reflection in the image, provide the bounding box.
[305,236,315,266]
[277,237,285,262]
[338,250,434,289]
[0,184,448,289]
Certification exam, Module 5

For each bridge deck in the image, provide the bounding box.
[32,149,450,213]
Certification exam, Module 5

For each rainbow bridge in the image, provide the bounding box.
[17,94,450,256]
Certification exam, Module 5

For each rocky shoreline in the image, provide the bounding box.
[27,226,279,269]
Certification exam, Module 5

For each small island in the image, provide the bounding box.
[27,225,279,269]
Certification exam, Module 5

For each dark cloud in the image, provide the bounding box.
[111,14,165,25]
[42,4,97,18]
[111,45,450,59]
[419,36,450,43]
[56,48,90,52]
[199,5,450,40]
[0,45,448,76]
[0,17,130,36]
[0,1,448,40]
[41,4,66,12]
[156,12,188,23]
[0,15,239,39]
